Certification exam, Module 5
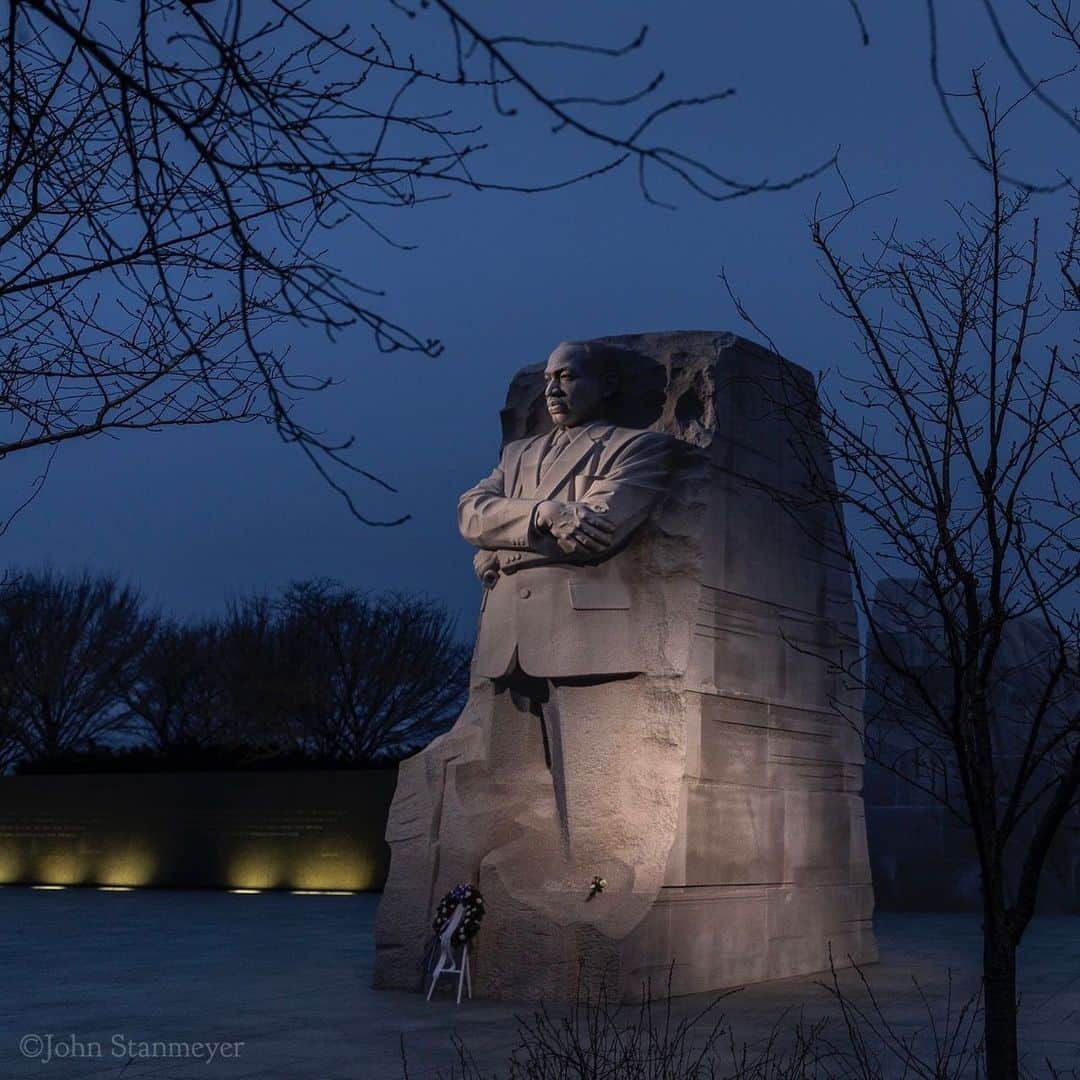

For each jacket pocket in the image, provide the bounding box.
[568,582,631,610]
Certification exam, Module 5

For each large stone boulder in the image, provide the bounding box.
[374,331,877,1001]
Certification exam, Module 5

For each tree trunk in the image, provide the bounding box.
[983,926,1019,1080]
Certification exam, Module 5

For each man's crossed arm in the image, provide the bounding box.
[459,431,673,584]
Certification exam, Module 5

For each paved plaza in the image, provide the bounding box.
[0,887,1077,1078]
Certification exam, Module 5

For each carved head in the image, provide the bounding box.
[543,341,619,428]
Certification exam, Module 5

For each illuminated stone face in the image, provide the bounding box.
[542,342,617,429]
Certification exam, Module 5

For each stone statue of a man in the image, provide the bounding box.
[461,340,674,676]
[457,340,675,865]
[375,331,877,1003]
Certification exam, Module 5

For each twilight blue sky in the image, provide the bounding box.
[2,1,1074,635]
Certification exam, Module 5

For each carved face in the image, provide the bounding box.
[543,343,616,428]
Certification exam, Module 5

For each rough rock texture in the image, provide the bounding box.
[374,331,877,1001]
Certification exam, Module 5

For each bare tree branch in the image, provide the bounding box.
[0,1,830,523]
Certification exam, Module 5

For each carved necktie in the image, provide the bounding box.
[540,428,573,479]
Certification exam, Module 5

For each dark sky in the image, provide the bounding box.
[2,1,1073,635]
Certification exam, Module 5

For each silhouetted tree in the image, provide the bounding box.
[0,1,832,528]
[120,618,226,752]
[0,574,21,770]
[0,568,155,758]
[924,0,1079,193]
[278,580,469,761]
[209,592,299,752]
[864,578,1080,915]
[0,708,21,772]
[12,575,470,765]
[728,71,1078,1079]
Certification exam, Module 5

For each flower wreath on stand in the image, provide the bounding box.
[432,882,485,947]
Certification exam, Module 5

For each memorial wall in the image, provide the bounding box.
[0,769,396,891]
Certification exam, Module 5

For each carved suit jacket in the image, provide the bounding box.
[458,421,673,679]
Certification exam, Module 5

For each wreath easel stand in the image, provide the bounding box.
[426,904,472,1003]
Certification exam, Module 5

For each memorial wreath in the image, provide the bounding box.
[432,883,485,946]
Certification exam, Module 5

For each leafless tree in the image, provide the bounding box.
[0,703,21,772]
[120,618,226,751]
[0,567,155,759]
[9,575,468,765]
[726,65,1078,1077]
[278,579,468,761]
[924,0,1078,193]
[0,570,21,770]
[208,590,300,751]
[0,1,833,529]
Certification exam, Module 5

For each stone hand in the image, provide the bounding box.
[535,500,616,555]
[473,549,500,587]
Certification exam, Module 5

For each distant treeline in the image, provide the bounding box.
[0,569,470,774]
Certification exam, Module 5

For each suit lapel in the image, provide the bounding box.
[513,433,551,496]
[534,424,607,502]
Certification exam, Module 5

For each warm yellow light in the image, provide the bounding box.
[0,848,24,883]
[96,848,157,888]
[35,853,86,886]
[227,848,283,891]
[32,884,68,890]
[228,888,263,894]
[289,851,374,893]
[98,886,133,892]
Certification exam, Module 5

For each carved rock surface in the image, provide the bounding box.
[374,331,877,1001]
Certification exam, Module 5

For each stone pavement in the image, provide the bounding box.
[0,887,1076,1079]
